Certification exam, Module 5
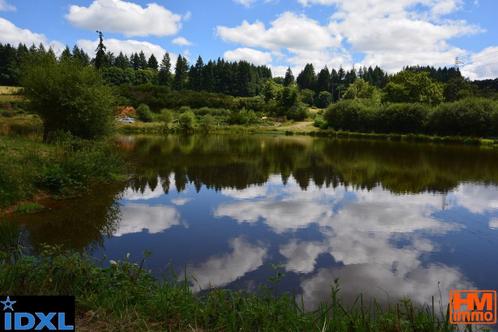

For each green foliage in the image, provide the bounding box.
[13,202,44,214]
[296,64,316,91]
[343,79,380,104]
[384,71,444,104]
[36,137,124,194]
[263,80,283,102]
[228,108,259,125]
[21,57,116,141]
[199,114,216,132]
[325,98,498,137]
[324,100,376,132]
[286,103,308,121]
[136,104,153,122]
[157,109,174,125]
[316,91,333,108]
[427,98,498,137]
[280,85,299,109]
[376,103,429,134]
[178,110,196,132]
[0,136,123,207]
[300,89,315,106]
[313,115,328,129]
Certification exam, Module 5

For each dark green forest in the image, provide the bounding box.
[3,41,497,102]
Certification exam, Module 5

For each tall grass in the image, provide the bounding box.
[0,135,124,209]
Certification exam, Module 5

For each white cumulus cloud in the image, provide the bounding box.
[67,0,182,37]
[224,48,272,65]
[172,37,192,47]
[0,18,63,54]
[461,47,498,80]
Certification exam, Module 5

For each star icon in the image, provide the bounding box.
[1,296,16,311]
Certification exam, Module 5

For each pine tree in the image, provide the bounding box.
[158,53,172,86]
[115,52,130,69]
[132,53,141,70]
[147,54,158,70]
[94,31,107,69]
[283,67,294,86]
[296,64,316,91]
[138,51,148,69]
[317,67,331,93]
[60,46,72,62]
[188,56,204,91]
[72,46,90,66]
[174,55,189,90]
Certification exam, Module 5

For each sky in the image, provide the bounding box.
[0,0,497,79]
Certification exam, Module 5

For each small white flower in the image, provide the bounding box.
[109,260,118,266]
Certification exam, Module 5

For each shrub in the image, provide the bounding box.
[178,111,196,132]
[228,108,259,125]
[376,103,429,134]
[324,100,376,132]
[286,103,308,121]
[300,89,315,106]
[199,114,216,132]
[21,56,115,141]
[427,98,498,137]
[158,109,174,125]
[136,104,153,122]
[313,115,328,129]
[316,91,333,108]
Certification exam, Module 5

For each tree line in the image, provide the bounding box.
[3,41,495,100]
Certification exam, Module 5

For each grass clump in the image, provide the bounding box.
[0,135,124,209]
[13,202,44,214]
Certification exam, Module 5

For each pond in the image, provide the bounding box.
[15,134,498,309]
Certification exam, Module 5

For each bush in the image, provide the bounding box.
[286,103,308,121]
[36,137,123,193]
[21,56,116,141]
[324,100,376,132]
[376,103,429,134]
[178,111,196,132]
[427,98,498,137]
[316,91,333,108]
[313,115,328,129]
[158,109,174,125]
[300,89,315,106]
[118,86,238,110]
[136,104,153,122]
[228,108,259,125]
[199,114,216,132]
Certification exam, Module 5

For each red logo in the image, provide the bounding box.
[450,290,496,324]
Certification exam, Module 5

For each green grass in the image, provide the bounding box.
[13,202,44,214]
[0,135,124,210]
[0,241,468,332]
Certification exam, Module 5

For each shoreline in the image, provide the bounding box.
[118,122,498,147]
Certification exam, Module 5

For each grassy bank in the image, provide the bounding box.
[0,134,125,212]
[118,120,498,147]
[0,236,459,332]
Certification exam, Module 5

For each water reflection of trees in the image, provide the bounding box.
[14,182,124,251]
[122,135,498,195]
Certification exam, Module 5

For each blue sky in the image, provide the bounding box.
[0,0,497,78]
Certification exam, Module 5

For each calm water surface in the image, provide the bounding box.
[17,135,498,309]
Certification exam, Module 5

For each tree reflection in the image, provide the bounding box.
[121,135,498,195]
